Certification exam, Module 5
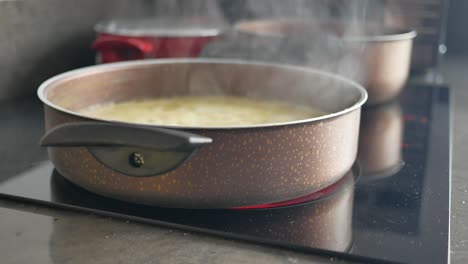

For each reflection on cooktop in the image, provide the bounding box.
[50,166,356,253]
[0,84,450,264]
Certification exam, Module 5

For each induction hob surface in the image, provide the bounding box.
[0,84,451,264]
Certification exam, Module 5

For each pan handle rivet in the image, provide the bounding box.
[129,152,144,168]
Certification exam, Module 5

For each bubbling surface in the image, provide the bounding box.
[80,96,327,127]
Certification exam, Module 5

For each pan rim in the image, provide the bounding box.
[94,18,225,38]
[37,58,368,130]
[234,18,417,43]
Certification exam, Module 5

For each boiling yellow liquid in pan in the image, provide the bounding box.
[80,96,326,127]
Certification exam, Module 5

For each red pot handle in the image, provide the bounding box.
[92,36,155,62]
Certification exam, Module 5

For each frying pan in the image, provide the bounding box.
[38,59,366,209]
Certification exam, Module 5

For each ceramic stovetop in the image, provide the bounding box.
[0,84,450,264]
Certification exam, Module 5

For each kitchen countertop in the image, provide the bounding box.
[0,55,466,264]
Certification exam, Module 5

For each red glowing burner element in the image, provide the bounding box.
[231,173,352,210]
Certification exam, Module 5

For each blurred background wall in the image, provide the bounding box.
[0,0,159,101]
[446,0,468,55]
[0,0,465,101]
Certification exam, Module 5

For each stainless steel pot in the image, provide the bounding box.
[38,59,367,209]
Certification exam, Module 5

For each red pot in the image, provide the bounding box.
[92,17,225,63]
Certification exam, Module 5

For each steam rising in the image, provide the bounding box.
[107,0,392,93]
[200,0,380,84]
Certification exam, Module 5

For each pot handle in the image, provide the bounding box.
[40,122,212,177]
[92,36,155,62]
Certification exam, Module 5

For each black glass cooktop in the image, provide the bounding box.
[0,84,450,264]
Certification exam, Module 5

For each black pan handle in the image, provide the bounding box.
[40,122,212,177]
[40,122,212,151]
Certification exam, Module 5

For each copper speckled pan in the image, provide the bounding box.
[358,102,404,180]
[37,59,367,209]
[233,19,416,104]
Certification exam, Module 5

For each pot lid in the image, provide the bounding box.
[95,17,227,37]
